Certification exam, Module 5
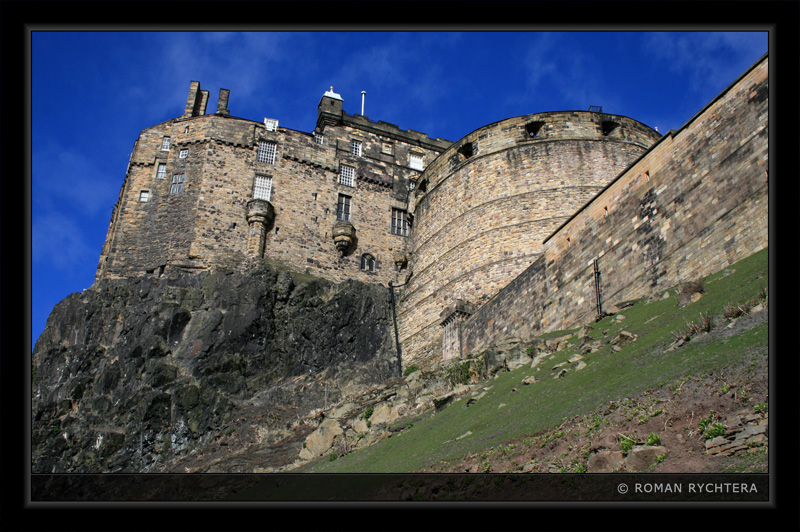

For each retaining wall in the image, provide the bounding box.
[461,54,769,355]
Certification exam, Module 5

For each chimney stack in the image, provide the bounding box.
[217,88,230,116]
[183,81,209,118]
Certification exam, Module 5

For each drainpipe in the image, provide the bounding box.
[593,258,603,318]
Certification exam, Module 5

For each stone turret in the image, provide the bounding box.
[245,199,275,257]
[316,86,343,131]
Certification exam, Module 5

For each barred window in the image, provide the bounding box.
[170,174,185,194]
[360,254,376,273]
[339,165,355,187]
[351,140,362,157]
[264,118,279,131]
[314,133,325,145]
[257,141,277,164]
[156,163,166,179]
[337,194,351,222]
[179,149,188,159]
[139,190,150,202]
[409,153,424,171]
[161,136,171,151]
[253,175,272,201]
[391,208,408,236]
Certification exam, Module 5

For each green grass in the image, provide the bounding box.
[298,248,769,473]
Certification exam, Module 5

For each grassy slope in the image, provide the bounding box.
[300,247,769,473]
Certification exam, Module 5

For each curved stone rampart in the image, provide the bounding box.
[398,111,660,366]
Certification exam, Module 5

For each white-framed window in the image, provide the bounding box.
[170,174,185,194]
[392,208,408,236]
[409,153,424,171]
[179,149,188,159]
[253,175,273,201]
[257,141,277,164]
[360,254,376,273]
[139,190,150,202]
[314,133,325,145]
[339,165,355,187]
[351,140,362,157]
[337,194,351,222]
[264,118,279,131]
[156,163,167,179]
[161,136,171,151]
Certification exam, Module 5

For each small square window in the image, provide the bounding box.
[156,163,166,179]
[351,140,362,157]
[170,174,185,194]
[339,165,355,187]
[314,133,325,145]
[382,142,393,155]
[264,118,279,131]
[161,136,171,151]
[409,153,424,171]
[139,190,150,202]
[179,149,188,159]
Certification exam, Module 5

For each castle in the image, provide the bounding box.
[96,54,768,370]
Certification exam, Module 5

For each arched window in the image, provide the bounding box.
[360,254,376,273]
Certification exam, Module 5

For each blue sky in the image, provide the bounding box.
[30,30,768,352]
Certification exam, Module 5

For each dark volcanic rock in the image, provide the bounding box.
[32,262,399,473]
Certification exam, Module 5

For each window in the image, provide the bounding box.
[314,133,325,145]
[257,141,277,164]
[179,149,188,159]
[170,174,185,194]
[264,118,279,131]
[161,136,171,151]
[339,165,355,187]
[392,208,409,236]
[351,140,362,157]
[360,254,376,273]
[409,153,424,171]
[253,175,272,201]
[139,190,150,202]
[601,121,619,136]
[381,142,394,155]
[156,163,166,179]
[525,121,545,138]
[337,194,351,222]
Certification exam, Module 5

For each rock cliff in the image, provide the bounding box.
[31,261,399,473]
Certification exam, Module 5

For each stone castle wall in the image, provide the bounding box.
[96,85,450,287]
[395,112,661,366]
[94,54,768,372]
[460,54,769,356]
